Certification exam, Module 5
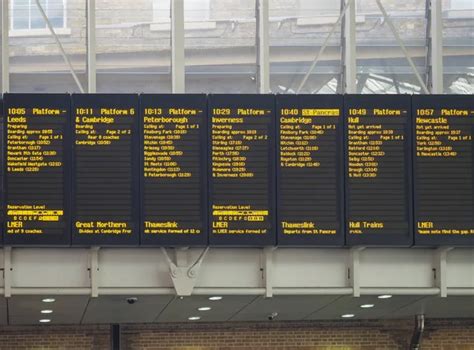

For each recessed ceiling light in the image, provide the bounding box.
[42,298,55,303]
[39,319,51,323]
[378,295,392,299]
[341,314,355,318]
[208,296,222,301]
[198,307,211,311]
[360,304,374,309]
[41,310,53,314]
[188,316,201,321]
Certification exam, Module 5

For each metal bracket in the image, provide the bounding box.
[89,247,100,298]
[3,247,12,298]
[434,247,454,297]
[349,246,365,297]
[161,247,209,296]
[262,247,276,298]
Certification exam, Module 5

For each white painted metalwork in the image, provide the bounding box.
[1,0,9,92]
[171,0,185,93]
[0,247,472,298]
[86,0,96,93]
[429,0,443,93]
[341,0,356,93]
[257,0,270,93]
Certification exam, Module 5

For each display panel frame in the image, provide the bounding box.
[139,94,208,246]
[71,93,140,246]
[3,93,71,246]
[344,94,413,246]
[413,94,474,246]
[208,94,276,246]
[276,94,345,246]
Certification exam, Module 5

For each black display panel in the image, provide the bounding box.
[72,94,139,245]
[4,93,70,245]
[344,95,413,246]
[140,94,207,246]
[413,95,474,246]
[276,95,344,246]
[208,94,275,246]
[0,98,3,246]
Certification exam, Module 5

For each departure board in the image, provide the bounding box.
[344,95,412,246]
[72,94,139,245]
[413,95,474,246]
[0,98,3,245]
[4,94,70,245]
[276,95,344,246]
[140,94,207,246]
[208,94,275,246]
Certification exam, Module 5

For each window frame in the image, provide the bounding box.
[9,0,68,32]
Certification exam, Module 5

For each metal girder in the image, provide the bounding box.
[0,247,472,297]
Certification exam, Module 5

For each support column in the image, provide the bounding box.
[111,324,121,350]
[3,247,12,298]
[87,0,96,93]
[1,0,9,92]
[342,0,356,93]
[349,247,365,297]
[434,247,453,297]
[429,0,443,93]
[171,0,185,93]
[257,0,270,93]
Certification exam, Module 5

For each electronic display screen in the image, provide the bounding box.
[276,94,344,246]
[345,95,413,246]
[4,93,70,245]
[208,94,276,246]
[413,95,474,245]
[140,94,207,246]
[71,94,139,245]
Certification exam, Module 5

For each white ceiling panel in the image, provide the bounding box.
[8,296,89,325]
[82,295,174,324]
[231,295,340,321]
[389,296,474,319]
[0,298,8,325]
[306,295,426,320]
[157,295,258,323]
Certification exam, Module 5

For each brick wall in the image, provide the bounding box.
[0,319,472,350]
